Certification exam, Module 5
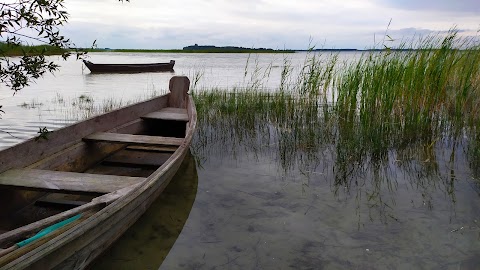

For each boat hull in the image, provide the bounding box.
[83,60,175,73]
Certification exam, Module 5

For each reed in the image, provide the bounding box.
[334,29,480,171]
[18,99,43,109]
[192,29,480,198]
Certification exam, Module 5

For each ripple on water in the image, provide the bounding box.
[0,118,74,150]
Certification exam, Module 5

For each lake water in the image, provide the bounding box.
[0,51,326,148]
[1,52,479,269]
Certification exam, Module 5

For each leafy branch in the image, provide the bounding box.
[0,0,129,118]
[1,0,72,99]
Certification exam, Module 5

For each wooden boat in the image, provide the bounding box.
[82,59,175,73]
[0,76,196,269]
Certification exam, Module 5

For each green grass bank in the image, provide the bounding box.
[0,42,66,56]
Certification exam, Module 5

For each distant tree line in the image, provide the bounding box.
[182,44,294,53]
[0,41,66,56]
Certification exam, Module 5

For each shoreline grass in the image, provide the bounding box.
[191,29,480,203]
[0,42,66,57]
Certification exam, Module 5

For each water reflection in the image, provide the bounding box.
[191,91,479,224]
[91,153,198,270]
[167,91,480,269]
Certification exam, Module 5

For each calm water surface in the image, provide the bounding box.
[0,52,478,269]
[0,51,321,148]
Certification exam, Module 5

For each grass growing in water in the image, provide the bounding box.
[192,30,480,221]
[336,30,480,153]
[18,99,43,109]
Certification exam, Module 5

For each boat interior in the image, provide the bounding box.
[0,104,190,254]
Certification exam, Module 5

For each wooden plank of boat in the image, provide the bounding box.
[35,197,88,208]
[141,107,189,121]
[168,76,190,108]
[0,76,196,269]
[126,145,178,153]
[0,214,87,266]
[0,184,139,247]
[0,169,145,194]
[102,149,171,167]
[83,132,184,146]
[0,97,169,174]
[83,164,156,178]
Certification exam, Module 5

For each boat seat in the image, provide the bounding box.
[83,132,183,146]
[141,107,189,122]
[0,169,145,194]
[102,149,171,167]
[126,145,177,153]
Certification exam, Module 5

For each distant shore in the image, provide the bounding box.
[83,48,296,54]
[81,48,418,54]
[1,43,66,56]
[1,42,431,56]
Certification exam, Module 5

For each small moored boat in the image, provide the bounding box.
[82,59,175,73]
[0,76,196,269]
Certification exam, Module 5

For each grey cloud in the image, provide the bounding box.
[368,27,477,49]
[63,20,342,49]
[376,0,480,13]
[61,0,479,50]
[382,27,469,36]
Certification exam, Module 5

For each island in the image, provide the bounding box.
[182,44,294,53]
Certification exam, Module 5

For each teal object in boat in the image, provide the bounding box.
[16,214,82,247]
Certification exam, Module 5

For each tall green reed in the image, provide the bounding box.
[337,29,480,144]
[192,29,480,210]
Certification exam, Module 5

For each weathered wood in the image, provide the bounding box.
[0,95,168,174]
[0,169,145,194]
[0,246,15,258]
[126,145,178,153]
[35,198,87,208]
[27,142,125,172]
[102,149,171,167]
[0,77,197,269]
[168,76,190,108]
[141,107,189,122]
[83,132,183,146]
[0,214,86,267]
[84,164,156,178]
[0,184,138,247]
[21,145,189,269]
[28,119,146,172]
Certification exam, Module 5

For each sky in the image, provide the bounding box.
[62,0,480,50]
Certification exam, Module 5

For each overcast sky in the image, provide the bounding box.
[62,0,480,50]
